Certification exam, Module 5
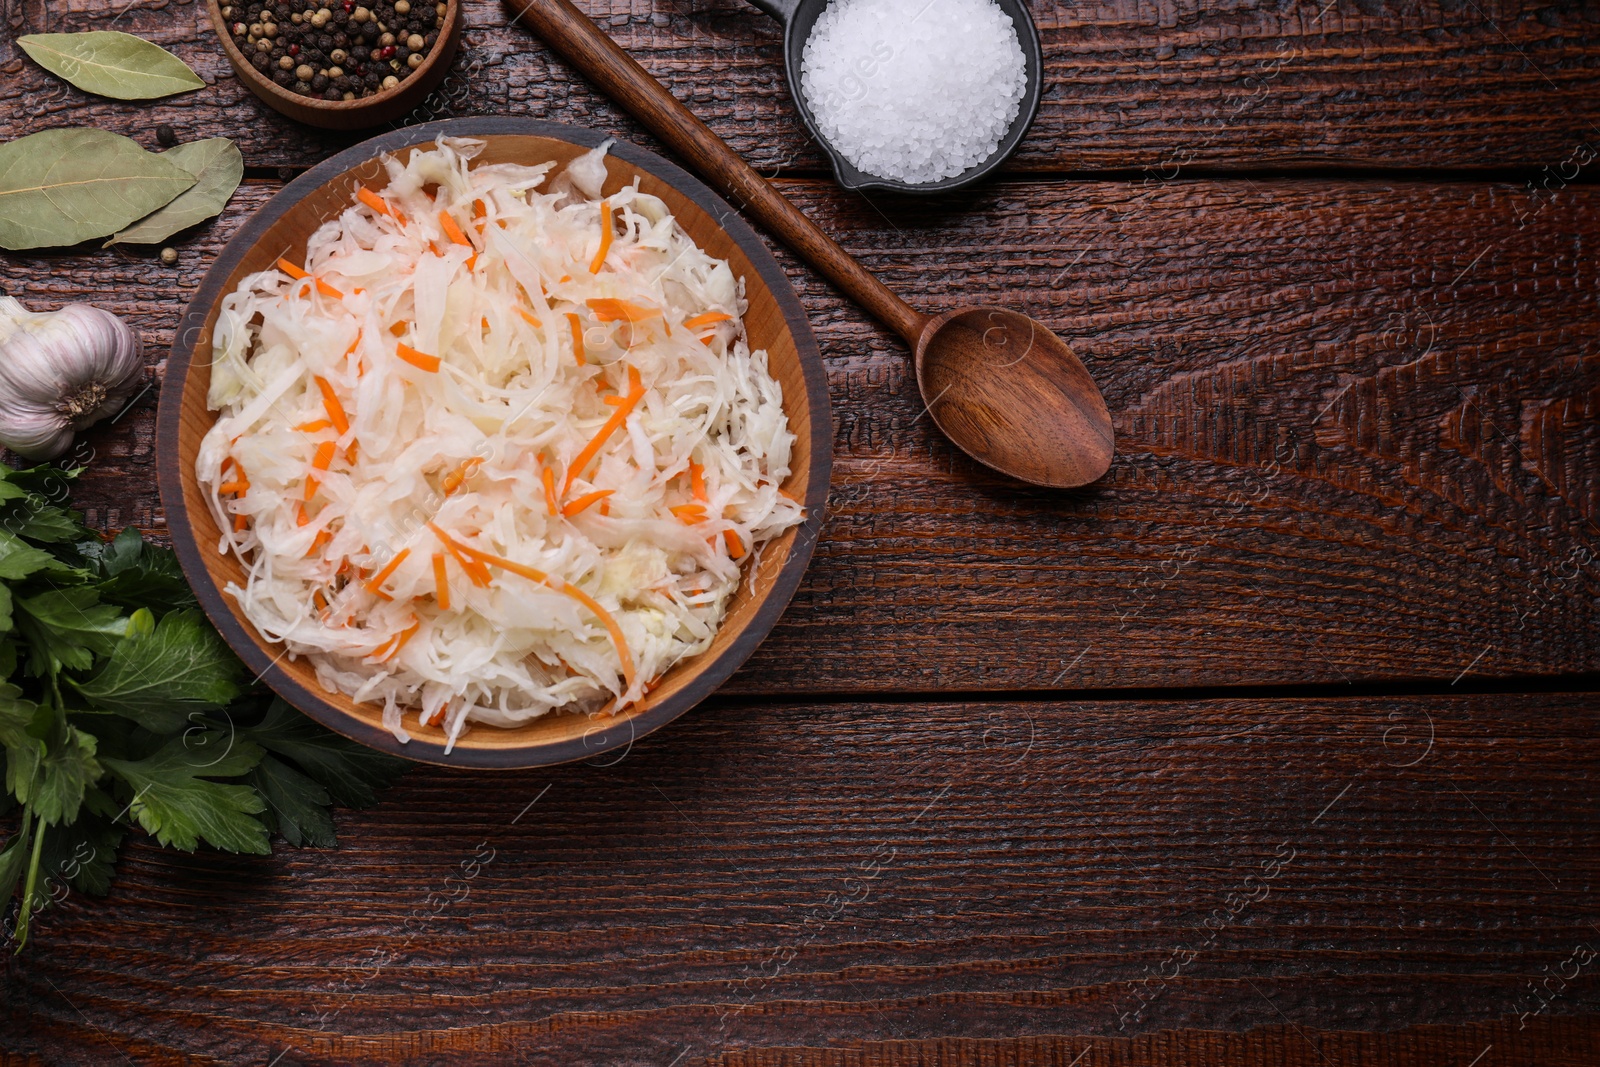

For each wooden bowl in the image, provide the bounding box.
[157,118,832,768]
[206,0,463,130]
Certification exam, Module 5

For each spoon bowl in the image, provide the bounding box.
[915,308,1113,487]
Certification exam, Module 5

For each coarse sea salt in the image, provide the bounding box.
[799,0,1027,185]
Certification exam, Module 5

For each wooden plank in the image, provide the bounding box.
[4,173,1596,691]
[3,0,1599,174]
[4,692,1598,1062]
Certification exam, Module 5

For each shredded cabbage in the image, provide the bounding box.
[198,138,804,752]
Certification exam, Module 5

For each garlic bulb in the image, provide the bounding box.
[0,297,144,460]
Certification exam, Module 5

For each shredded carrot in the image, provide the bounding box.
[365,548,410,598]
[217,480,249,495]
[589,198,613,273]
[312,441,336,471]
[306,529,331,556]
[441,456,483,495]
[220,457,235,476]
[472,198,486,220]
[563,372,646,494]
[516,307,542,329]
[314,278,345,300]
[358,187,395,218]
[378,618,421,662]
[724,529,745,558]
[682,311,732,330]
[314,376,350,434]
[567,313,585,367]
[435,530,636,691]
[480,316,490,332]
[388,321,408,337]
[304,475,320,502]
[559,274,571,284]
[233,513,248,532]
[466,254,478,272]
[276,257,308,280]
[313,589,329,611]
[295,419,333,433]
[602,395,627,407]
[628,364,641,393]
[427,523,492,586]
[599,499,610,516]
[439,210,472,247]
[296,503,310,526]
[562,489,613,517]
[346,441,359,464]
[541,465,559,515]
[432,552,450,611]
[396,343,441,372]
[689,461,707,503]
[671,504,707,523]
[586,297,658,323]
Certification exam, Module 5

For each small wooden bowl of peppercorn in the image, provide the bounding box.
[208,0,462,130]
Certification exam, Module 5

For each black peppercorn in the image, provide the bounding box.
[251,51,271,70]
[312,73,330,90]
[333,31,350,46]
[323,87,342,100]
[360,21,379,40]
[273,68,293,85]
[156,123,177,146]
[351,44,369,60]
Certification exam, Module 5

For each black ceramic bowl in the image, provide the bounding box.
[749,0,1043,194]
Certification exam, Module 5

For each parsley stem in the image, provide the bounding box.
[13,811,44,951]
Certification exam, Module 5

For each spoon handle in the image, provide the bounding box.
[504,0,929,345]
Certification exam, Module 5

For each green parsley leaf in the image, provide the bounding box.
[78,529,196,612]
[37,810,123,897]
[0,530,62,582]
[8,503,92,544]
[69,608,243,733]
[29,725,99,827]
[102,734,269,854]
[249,756,336,848]
[16,587,129,675]
[0,684,45,805]
[241,698,408,808]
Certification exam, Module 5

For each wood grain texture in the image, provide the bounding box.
[4,173,1597,692]
[4,692,1598,1063]
[3,0,1600,174]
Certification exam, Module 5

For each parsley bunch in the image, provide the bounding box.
[0,463,406,947]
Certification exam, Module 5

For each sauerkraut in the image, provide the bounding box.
[197,138,804,752]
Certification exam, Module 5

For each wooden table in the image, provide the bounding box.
[4,1,1600,1063]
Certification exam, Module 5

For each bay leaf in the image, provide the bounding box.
[0,128,196,251]
[106,138,243,246]
[18,31,204,100]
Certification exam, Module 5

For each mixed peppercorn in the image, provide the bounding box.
[225,0,447,101]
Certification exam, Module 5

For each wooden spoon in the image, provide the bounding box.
[505,0,1115,487]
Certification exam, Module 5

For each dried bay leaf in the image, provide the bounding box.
[18,31,204,100]
[106,139,243,246]
[0,129,196,251]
